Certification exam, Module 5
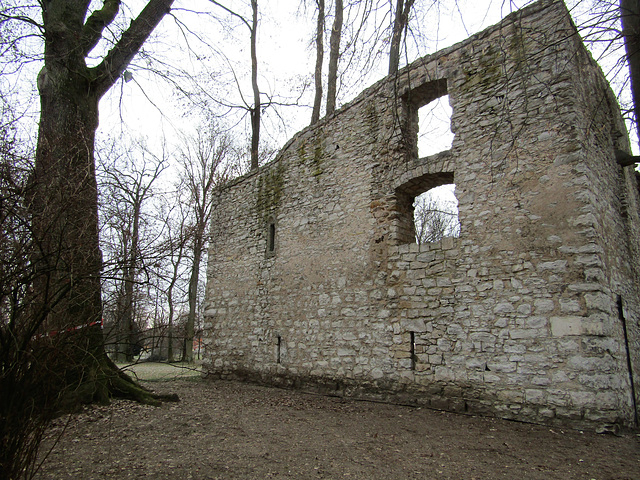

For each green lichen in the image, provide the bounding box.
[458,42,504,94]
[312,139,323,176]
[478,45,501,83]
[256,162,285,221]
[509,22,527,71]
[297,142,307,166]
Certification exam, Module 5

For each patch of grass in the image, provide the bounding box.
[116,362,203,383]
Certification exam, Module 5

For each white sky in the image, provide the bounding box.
[92,0,635,218]
[98,0,541,157]
[5,1,631,174]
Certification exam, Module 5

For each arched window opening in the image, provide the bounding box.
[418,95,453,158]
[414,184,460,244]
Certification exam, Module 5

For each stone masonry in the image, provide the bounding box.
[203,0,640,427]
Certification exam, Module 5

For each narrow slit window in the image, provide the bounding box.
[276,335,282,364]
[267,221,276,254]
[410,331,416,370]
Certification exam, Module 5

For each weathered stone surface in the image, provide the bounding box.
[203,0,640,428]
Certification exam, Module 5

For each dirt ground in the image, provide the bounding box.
[35,363,640,480]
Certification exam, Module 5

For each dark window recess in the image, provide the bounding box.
[277,335,282,364]
[410,331,416,370]
[268,222,276,253]
[618,296,638,426]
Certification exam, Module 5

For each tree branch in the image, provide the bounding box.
[80,0,120,57]
[92,0,175,99]
[0,12,44,33]
[207,0,252,31]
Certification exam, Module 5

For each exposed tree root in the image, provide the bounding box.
[102,355,180,406]
[60,352,180,409]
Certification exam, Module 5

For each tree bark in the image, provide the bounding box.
[311,0,325,124]
[120,196,140,362]
[181,130,229,363]
[31,0,175,406]
[326,0,343,116]
[621,0,640,145]
[250,0,260,170]
[185,233,204,363]
[389,0,415,75]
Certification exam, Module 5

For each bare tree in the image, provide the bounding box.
[414,191,460,244]
[99,146,166,363]
[161,203,189,362]
[565,0,640,148]
[389,0,416,74]
[0,96,51,480]
[326,0,344,115]
[311,0,326,124]
[0,0,179,412]
[177,125,237,363]
[209,0,263,170]
[620,0,640,143]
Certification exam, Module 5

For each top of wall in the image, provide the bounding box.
[221,0,579,192]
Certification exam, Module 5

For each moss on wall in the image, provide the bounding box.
[256,162,286,221]
[312,138,324,176]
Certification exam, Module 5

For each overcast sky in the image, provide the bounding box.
[97,0,545,158]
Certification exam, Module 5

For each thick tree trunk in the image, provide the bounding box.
[621,0,640,145]
[121,199,141,362]
[30,0,176,408]
[185,233,204,363]
[32,52,106,395]
[33,67,168,405]
[326,0,343,116]
[167,280,175,362]
[311,0,325,124]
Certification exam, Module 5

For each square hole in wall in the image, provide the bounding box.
[414,184,460,244]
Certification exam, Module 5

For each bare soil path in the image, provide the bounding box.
[36,363,640,479]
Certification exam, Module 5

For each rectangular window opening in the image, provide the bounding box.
[414,184,460,244]
[418,94,453,158]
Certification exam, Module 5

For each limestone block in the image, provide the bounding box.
[550,315,604,337]
[537,260,568,273]
[517,303,532,315]
[486,360,517,373]
[401,318,428,333]
[584,292,611,313]
[559,298,581,313]
[534,298,555,314]
[525,389,546,404]
[509,329,543,339]
[525,316,548,329]
[567,355,616,373]
[493,302,515,314]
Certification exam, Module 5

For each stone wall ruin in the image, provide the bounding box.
[203,0,640,427]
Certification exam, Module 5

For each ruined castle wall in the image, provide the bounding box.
[377,1,639,424]
[203,0,640,427]
[569,36,640,420]
[205,92,390,383]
